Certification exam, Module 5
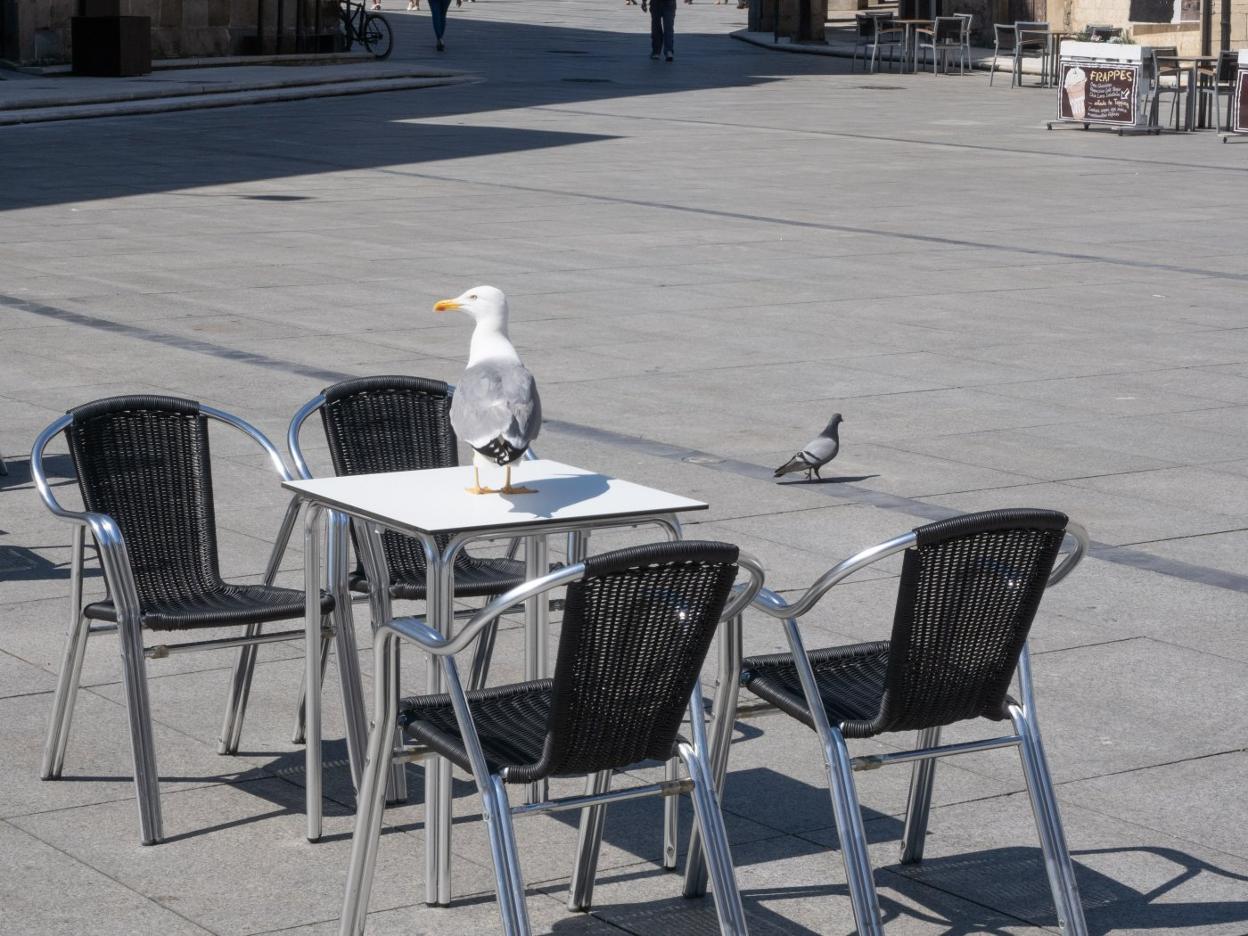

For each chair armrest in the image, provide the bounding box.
[201,404,292,483]
[721,551,766,621]
[378,561,588,657]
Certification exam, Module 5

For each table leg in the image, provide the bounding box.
[523,534,550,805]
[419,537,458,906]
[328,511,368,791]
[303,504,324,842]
[656,516,684,870]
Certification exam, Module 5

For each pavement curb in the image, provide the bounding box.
[0,73,478,125]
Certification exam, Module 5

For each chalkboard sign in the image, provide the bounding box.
[1235,68,1248,134]
[1056,61,1139,126]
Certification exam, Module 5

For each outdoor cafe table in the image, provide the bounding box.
[891,18,932,73]
[283,459,708,905]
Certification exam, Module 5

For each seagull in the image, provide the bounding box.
[773,414,843,482]
[434,286,542,496]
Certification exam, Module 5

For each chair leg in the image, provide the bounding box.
[677,741,748,935]
[821,727,884,935]
[42,525,89,780]
[490,776,533,935]
[338,679,397,936]
[567,769,612,911]
[1009,706,1088,936]
[116,611,163,845]
[468,618,499,691]
[990,48,997,86]
[663,756,680,869]
[291,633,333,744]
[899,726,941,864]
[330,511,369,789]
[218,629,261,754]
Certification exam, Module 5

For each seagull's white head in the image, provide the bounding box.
[433,285,509,333]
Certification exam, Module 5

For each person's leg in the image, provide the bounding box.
[650,1,663,56]
[662,0,675,58]
[430,0,449,43]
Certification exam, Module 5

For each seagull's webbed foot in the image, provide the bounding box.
[498,466,537,495]
[465,467,498,495]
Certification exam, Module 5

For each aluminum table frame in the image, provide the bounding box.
[284,465,706,907]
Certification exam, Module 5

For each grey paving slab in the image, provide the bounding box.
[0,820,216,936]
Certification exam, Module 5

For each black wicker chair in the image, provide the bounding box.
[219,376,534,772]
[340,540,764,936]
[684,509,1090,936]
[31,395,334,845]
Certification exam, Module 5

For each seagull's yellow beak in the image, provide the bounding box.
[433,299,461,313]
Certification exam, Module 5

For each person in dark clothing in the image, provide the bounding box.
[429,0,452,50]
[642,0,676,61]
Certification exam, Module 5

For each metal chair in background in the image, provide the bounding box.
[687,509,1090,936]
[989,22,1017,86]
[916,16,969,75]
[1147,46,1184,130]
[339,540,764,936]
[31,395,336,845]
[1201,49,1239,131]
[853,12,904,73]
[1013,21,1051,87]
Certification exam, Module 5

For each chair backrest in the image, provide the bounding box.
[994,22,1017,49]
[1015,20,1049,48]
[1148,46,1179,80]
[65,395,224,605]
[934,16,962,41]
[1218,48,1238,82]
[317,374,459,574]
[954,11,973,35]
[509,541,740,782]
[855,14,876,38]
[841,509,1068,738]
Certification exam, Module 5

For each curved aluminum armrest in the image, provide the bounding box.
[379,562,588,657]
[199,404,292,483]
[287,393,326,482]
[752,531,918,621]
[31,414,86,524]
[721,551,766,621]
[1046,521,1088,588]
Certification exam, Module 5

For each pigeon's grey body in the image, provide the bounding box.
[451,359,542,466]
[774,414,843,480]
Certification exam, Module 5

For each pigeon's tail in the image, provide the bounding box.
[773,454,809,477]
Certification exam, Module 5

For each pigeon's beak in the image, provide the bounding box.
[433,299,461,313]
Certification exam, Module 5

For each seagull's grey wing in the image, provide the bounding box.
[451,361,541,462]
[497,364,539,450]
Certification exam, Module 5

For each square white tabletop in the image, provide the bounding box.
[282,459,707,537]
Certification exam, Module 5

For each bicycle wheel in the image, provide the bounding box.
[363,13,393,59]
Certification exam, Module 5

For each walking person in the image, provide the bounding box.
[642,0,676,61]
[428,0,452,50]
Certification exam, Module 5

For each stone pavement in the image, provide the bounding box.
[3,1,1248,934]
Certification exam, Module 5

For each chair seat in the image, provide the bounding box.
[400,680,554,780]
[349,554,527,601]
[742,641,890,734]
[85,584,334,631]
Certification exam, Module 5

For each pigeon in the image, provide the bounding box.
[434,286,542,495]
[774,414,843,481]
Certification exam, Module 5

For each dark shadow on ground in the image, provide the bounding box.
[0,16,838,212]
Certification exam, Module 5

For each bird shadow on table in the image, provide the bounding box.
[500,472,610,518]
[777,474,878,486]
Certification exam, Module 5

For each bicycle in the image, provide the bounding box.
[339,0,393,59]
